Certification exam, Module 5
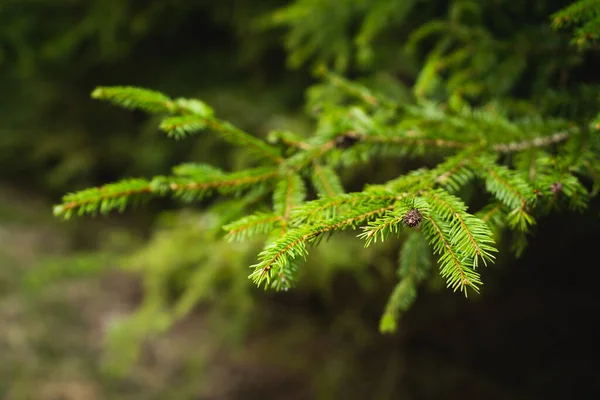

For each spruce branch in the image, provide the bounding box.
[223,213,284,242]
[201,119,283,163]
[492,131,571,153]
[171,163,225,178]
[544,174,589,211]
[54,167,280,217]
[268,130,312,150]
[93,86,282,163]
[359,207,414,247]
[380,230,432,333]
[472,158,536,231]
[379,277,417,333]
[91,87,174,113]
[291,189,404,226]
[361,134,467,149]
[159,111,283,163]
[381,168,433,192]
[506,207,536,231]
[92,86,214,116]
[421,213,483,294]
[360,129,571,155]
[319,69,397,109]
[359,198,430,246]
[422,189,497,267]
[311,163,345,197]
[477,203,506,226]
[551,0,600,28]
[474,156,534,210]
[46,1,600,346]
[432,147,481,191]
[285,140,336,171]
[249,203,396,289]
[165,167,280,202]
[53,178,154,218]
[159,115,209,139]
[551,0,600,47]
[273,173,307,228]
[398,230,433,282]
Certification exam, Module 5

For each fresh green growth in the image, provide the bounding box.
[54,69,599,332]
[53,1,600,333]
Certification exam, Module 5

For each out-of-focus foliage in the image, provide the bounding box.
[552,0,600,48]
[0,0,303,195]
[260,0,420,71]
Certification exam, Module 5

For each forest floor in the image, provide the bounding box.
[0,187,214,400]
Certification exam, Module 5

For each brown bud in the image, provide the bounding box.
[403,208,423,228]
[550,182,563,194]
[335,132,361,149]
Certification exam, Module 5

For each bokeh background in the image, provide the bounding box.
[1,1,600,399]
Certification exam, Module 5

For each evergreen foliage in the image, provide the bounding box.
[49,0,600,341]
[55,52,599,335]
[552,0,600,48]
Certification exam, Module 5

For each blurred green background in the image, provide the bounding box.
[1,1,600,399]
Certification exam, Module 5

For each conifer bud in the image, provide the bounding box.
[403,208,422,228]
[551,181,563,194]
[335,131,361,149]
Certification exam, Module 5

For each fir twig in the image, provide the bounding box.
[492,131,570,153]
[250,204,396,289]
[421,214,482,294]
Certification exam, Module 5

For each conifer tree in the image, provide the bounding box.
[54,0,600,335]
